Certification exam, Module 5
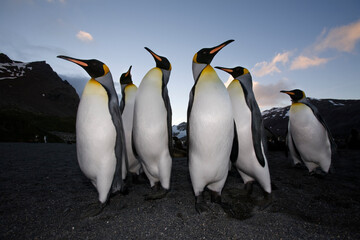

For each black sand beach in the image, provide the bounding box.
[1,143,359,239]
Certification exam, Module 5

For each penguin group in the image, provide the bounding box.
[57,39,334,216]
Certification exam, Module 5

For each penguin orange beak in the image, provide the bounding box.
[144,47,171,71]
[145,47,162,62]
[280,90,295,96]
[125,65,132,77]
[215,66,237,79]
[57,55,88,67]
[209,40,234,55]
[214,66,233,73]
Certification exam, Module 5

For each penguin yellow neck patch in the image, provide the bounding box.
[198,65,219,83]
[82,78,108,99]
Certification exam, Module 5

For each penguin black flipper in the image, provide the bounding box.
[98,74,127,193]
[230,121,239,163]
[240,82,266,167]
[302,99,337,151]
[119,93,125,114]
[162,85,173,157]
[108,94,128,193]
[186,84,196,158]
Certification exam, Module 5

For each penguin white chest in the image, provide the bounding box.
[122,85,137,137]
[227,80,254,158]
[133,68,168,160]
[122,85,139,172]
[76,80,117,180]
[189,66,233,170]
[227,81,252,135]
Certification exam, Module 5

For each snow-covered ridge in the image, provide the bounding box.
[262,107,289,120]
[172,122,186,139]
[328,100,345,106]
[0,62,32,80]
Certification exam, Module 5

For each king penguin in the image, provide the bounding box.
[119,66,143,182]
[57,55,127,217]
[132,47,172,200]
[281,89,335,174]
[215,66,272,203]
[187,40,235,213]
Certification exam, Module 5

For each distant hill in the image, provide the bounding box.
[172,98,360,150]
[0,53,79,142]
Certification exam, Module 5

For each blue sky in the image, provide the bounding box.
[1,0,360,124]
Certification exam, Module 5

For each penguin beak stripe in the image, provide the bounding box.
[210,44,226,54]
[125,66,132,77]
[151,52,162,62]
[218,67,233,73]
[65,58,88,67]
[281,91,295,95]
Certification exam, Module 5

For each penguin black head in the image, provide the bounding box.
[215,66,250,78]
[193,39,234,65]
[120,65,133,85]
[280,89,306,102]
[57,55,109,79]
[145,47,171,71]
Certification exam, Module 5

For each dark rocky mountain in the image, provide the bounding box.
[172,98,360,150]
[0,53,79,142]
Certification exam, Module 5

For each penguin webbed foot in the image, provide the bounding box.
[110,183,129,198]
[210,190,234,216]
[254,191,272,211]
[195,192,210,214]
[309,167,327,178]
[120,184,130,195]
[244,181,254,196]
[81,201,107,218]
[144,182,169,200]
[131,172,148,185]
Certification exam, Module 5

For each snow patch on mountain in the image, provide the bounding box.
[172,122,187,139]
[0,62,32,80]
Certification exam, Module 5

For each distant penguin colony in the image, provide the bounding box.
[57,40,335,217]
[281,89,335,174]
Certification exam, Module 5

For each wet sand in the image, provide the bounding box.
[0,143,359,239]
